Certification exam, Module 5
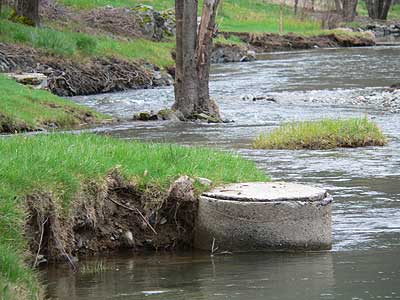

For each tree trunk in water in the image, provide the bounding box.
[342,0,358,21]
[366,0,392,19]
[196,0,220,117]
[14,0,40,26]
[173,0,221,121]
[174,0,185,114]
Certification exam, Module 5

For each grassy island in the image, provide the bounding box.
[0,75,106,133]
[0,133,268,300]
[253,117,387,150]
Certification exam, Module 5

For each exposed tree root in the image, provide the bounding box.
[25,170,198,265]
[221,32,376,52]
[0,43,166,97]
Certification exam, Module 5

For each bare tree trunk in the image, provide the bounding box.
[342,0,358,21]
[366,0,392,19]
[279,2,284,34]
[174,0,185,114]
[173,0,221,121]
[381,0,392,19]
[294,0,299,15]
[0,0,2,15]
[334,0,343,12]
[196,0,220,116]
[14,0,40,26]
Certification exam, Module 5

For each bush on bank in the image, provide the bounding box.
[253,117,387,150]
[0,133,268,300]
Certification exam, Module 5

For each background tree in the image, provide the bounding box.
[331,0,358,21]
[366,0,392,19]
[341,0,358,21]
[13,0,39,26]
[173,0,221,121]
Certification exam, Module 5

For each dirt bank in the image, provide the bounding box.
[221,31,376,52]
[26,170,197,265]
[0,43,172,97]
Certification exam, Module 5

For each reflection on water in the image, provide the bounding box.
[46,250,400,300]
[47,46,400,299]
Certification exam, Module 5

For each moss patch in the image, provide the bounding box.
[253,117,387,150]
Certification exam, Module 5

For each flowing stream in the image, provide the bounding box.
[46,46,400,299]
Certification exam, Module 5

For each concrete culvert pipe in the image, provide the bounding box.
[194,182,332,252]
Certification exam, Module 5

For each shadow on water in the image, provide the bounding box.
[47,46,400,299]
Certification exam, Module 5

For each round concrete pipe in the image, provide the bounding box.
[194,182,332,252]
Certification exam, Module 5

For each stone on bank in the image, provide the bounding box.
[195,182,332,252]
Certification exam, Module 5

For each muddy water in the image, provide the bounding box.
[47,46,400,299]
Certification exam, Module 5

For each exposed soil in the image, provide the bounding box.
[221,32,376,52]
[25,170,198,266]
[0,113,32,133]
[0,43,168,96]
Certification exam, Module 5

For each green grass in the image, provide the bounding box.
[0,133,268,300]
[0,74,106,133]
[0,18,175,67]
[253,117,387,150]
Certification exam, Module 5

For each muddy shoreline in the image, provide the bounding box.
[221,31,376,52]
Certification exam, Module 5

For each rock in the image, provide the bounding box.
[122,230,135,247]
[6,72,48,88]
[152,71,173,87]
[132,5,175,40]
[168,176,196,202]
[133,109,183,122]
[132,110,158,121]
[148,111,158,120]
[133,111,151,121]
[211,43,255,64]
[157,108,175,120]
[197,177,213,186]
[242,94,277,102]
[194,113,221,123]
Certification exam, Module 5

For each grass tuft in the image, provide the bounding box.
[253,117,387,150]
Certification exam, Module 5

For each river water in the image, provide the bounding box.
[46,46,400,299]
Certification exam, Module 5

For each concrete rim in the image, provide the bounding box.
[203,182,327,202]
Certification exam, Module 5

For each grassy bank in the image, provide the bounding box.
[0,133,268,300]
[0,75,106,133]
[0,18,175,67]
[253,117,387,150]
